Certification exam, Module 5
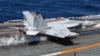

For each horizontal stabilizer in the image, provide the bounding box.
[26,31,39,35]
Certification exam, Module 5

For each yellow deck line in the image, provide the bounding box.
[41,42,100,56]
[61,42,100,54]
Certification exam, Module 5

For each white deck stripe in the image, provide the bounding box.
[41,52,61,56]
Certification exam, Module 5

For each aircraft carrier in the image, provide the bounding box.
[0,15,100,56]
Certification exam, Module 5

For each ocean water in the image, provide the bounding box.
[0,0,100,22]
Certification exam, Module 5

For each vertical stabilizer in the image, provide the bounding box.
[31,12,47,29]
[23,11,47,31]
[23,11,34,27]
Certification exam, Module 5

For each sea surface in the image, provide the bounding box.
[0,0,100,22]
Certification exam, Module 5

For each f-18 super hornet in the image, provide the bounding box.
[21,11,79,38]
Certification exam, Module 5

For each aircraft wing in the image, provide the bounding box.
[46,24,78,38]
[48,21,81,28]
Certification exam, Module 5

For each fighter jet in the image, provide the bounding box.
[22,11,79,38]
